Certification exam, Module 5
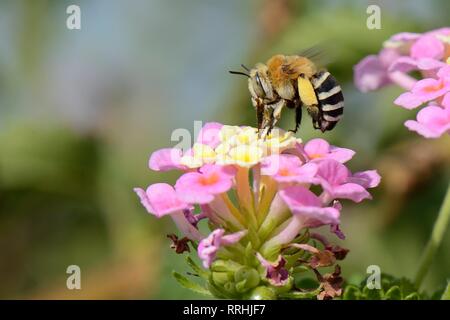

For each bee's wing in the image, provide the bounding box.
[297,44,334,69]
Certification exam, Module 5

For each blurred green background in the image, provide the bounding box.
[0,0,449,299]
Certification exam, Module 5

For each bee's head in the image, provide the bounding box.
[248,64,273,100]
[229,63,274,100]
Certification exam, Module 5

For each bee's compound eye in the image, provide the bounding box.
[254,73,267,97]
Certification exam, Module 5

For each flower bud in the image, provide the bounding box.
[211,271,233,286]
[272,276,294,294]
[234,267,260,292]
[211,259,242,273]
[247,286,277,300]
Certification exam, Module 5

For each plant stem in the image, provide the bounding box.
[414,181,450,289]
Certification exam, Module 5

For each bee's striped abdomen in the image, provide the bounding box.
[311,70,344,132]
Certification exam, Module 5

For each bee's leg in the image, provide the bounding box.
[306,104,321,130]
[266,99,286,136]
[288,100,302,133]
[264,107,275,137]
[289,107,302,133]
[272,99,285,124]
[259,106,273,138]
[256,104,264,132]
[251,97,263,132]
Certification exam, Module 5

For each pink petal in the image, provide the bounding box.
[350,170,381,189]
[303,139,354,164]
[261,154,302,177]
[198,229,246,268]
[438,65,450,80]
[273,163,320,184]
[294,162,319,180]
[280,185,322,208]
[198,229,224,268]
[388,56,418,73]
[412,78,450,101]
[328,146,356,163]
[394,91,423,110]
[417,58,447,71]
[405,104,450,138]
[221,230,247,246]
[426,28,450,37]
[304,138,330,158]
[410,35,445,60]
[378,48,402,67]
[197,122,223,148]
[133,187,154,214]
[134,183,188,217]
[416,104,450,125]
[316,159,350,186]
[353,55,391,92]
[198,165,236,194]
[292,205,340,228]
[175,165,235,204]
[405,120,440,138]
[170,211,203,241]
[256,253,289,286]
[389,32,420,42]
[332,183,372,203]
[175,172,215,204]
[281,141,308,162]
[280,186,340,227]
[148,148,184,171]
[331,224,346,240]
[443,93,450,109]
[200,163,237,178]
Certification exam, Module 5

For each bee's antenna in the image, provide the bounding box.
[241,64,250,72]
[229,70,250,78]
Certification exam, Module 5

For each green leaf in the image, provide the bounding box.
[441,281,450,300]
[391,277,418,297]
[279,288,320,300]
[207,282,228,299]
[190,241,198,251]
[186,256,209,279]
[172,271,211,296]
[363,285,383,300]
[294,277,320,290]
[404,292,420,300]
[292,265,309,274]
[384,286,402,300]
[343,285,361,300]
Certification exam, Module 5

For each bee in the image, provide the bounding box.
[230,51,344,136]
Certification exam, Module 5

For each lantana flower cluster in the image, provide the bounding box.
[135,122,380,299]
[354,27,450,138]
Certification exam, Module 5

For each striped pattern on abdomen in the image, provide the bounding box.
[311,70,344,131]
